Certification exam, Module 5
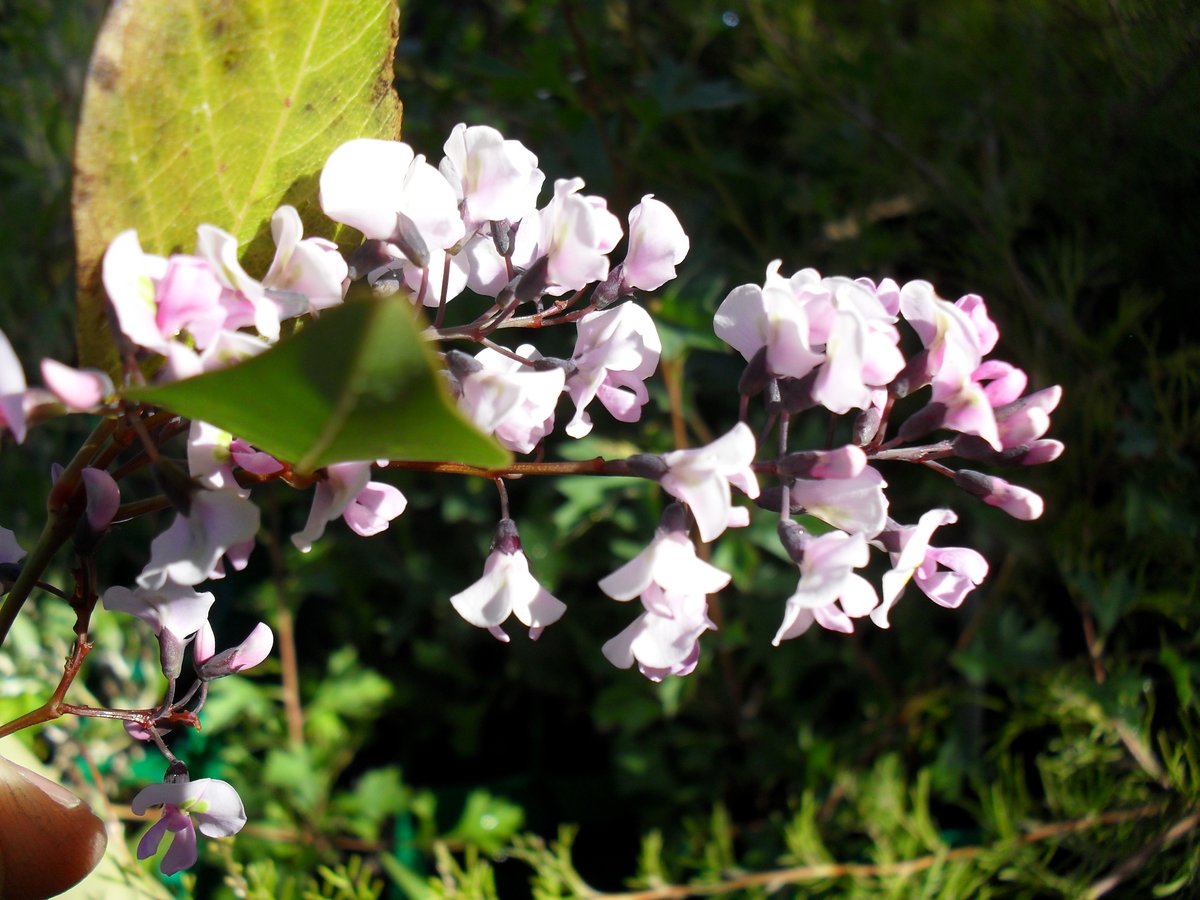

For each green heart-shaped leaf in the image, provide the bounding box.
[127,299,510,473]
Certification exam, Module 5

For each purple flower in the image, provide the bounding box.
[774,531,879,644]
[132,776,246,875]
[873,510,988,627]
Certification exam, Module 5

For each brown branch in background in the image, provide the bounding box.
[264,502,305,747]
[1086,808,1200,898]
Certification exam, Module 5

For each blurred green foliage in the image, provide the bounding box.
[2,0,1199,896]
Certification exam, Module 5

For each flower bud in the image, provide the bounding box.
[154,459,196,517]
[491,219,516,257]
[158,629,185,680]
[953,469,1044,520]
[391,210,431,268]
[896,401,947,444]
[777,519,809,564]
[738,346,771,399]
[778,446,867,480]
[658,502,691,535]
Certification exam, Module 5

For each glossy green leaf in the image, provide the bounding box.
[72,0,402,370]
[127,299,510,473]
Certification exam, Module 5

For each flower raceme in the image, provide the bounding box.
[0,118,1065,877]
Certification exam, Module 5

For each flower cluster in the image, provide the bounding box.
[0,119,1061,876]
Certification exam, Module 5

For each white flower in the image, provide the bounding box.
[660,423,759,542]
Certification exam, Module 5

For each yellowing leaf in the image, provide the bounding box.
[72,0,402,370]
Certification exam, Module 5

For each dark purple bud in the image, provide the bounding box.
[158,629,185,680]
[853,404,883,445]
[164,760,190,783]
[594,266,626,310]
[491,220,515,257]
[659,502,690,535]
[755,485,802,514]
[779,372,819,414]
[738,346,771,399]
[391,211,430,268]
[444,350,484,382]
[347,240,401,282]
[154,460,196,517]
[953,469,994,499]
[777,519,809,564]
[491,517,522,555]
[514,256,551,304]
[532,356,577,377]
[0,562,21,595]
[890,348,932,399]
[896,401,948,444]
[622,453,669,481]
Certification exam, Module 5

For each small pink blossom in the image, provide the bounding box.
[291,462,407,552]
[439,123,545,227]
[660,423,760,543]
[103,583,215,644]
[320,138,465,259]
[789,465,888,538]
[565,303,661,438]
[457,345,565,454]
[873,510,988,627]
[713,261,824,380]
[137,488,260,589]
[262,205,348,312]
[40,359,112,411]
[449,519,566,641]
[773,531,879,644]
[602,587,715,681]
[620,195,689,292]
[0,326,30,443]
[194,621,274,679]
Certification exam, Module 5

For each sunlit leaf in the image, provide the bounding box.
[72,0,402,370]
[127,298,510,472]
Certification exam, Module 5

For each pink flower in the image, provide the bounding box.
[132,774,246,875]
[565,303,661,438]
[602,587,715,681]
[873,510,988,627]
[102,583,215,644]
[457,345,565,454]
[789,465,888,538]
[137,488,261,589]
[660,423,760,543]
[0,326,30,443]
[40,359,113,411]
[773,531,879,644]
[713,261,824,380]
[620,195,689,292]
[194,622,274,679]
[517,178,621,295]
[449,519,566,641]
[599,508,730,681]
[320,138,465,261]
[439,123,545,227]
[954,470,1045,520]
[598,518,732,602]
[291,462,407,552]
[262,205,348,312]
